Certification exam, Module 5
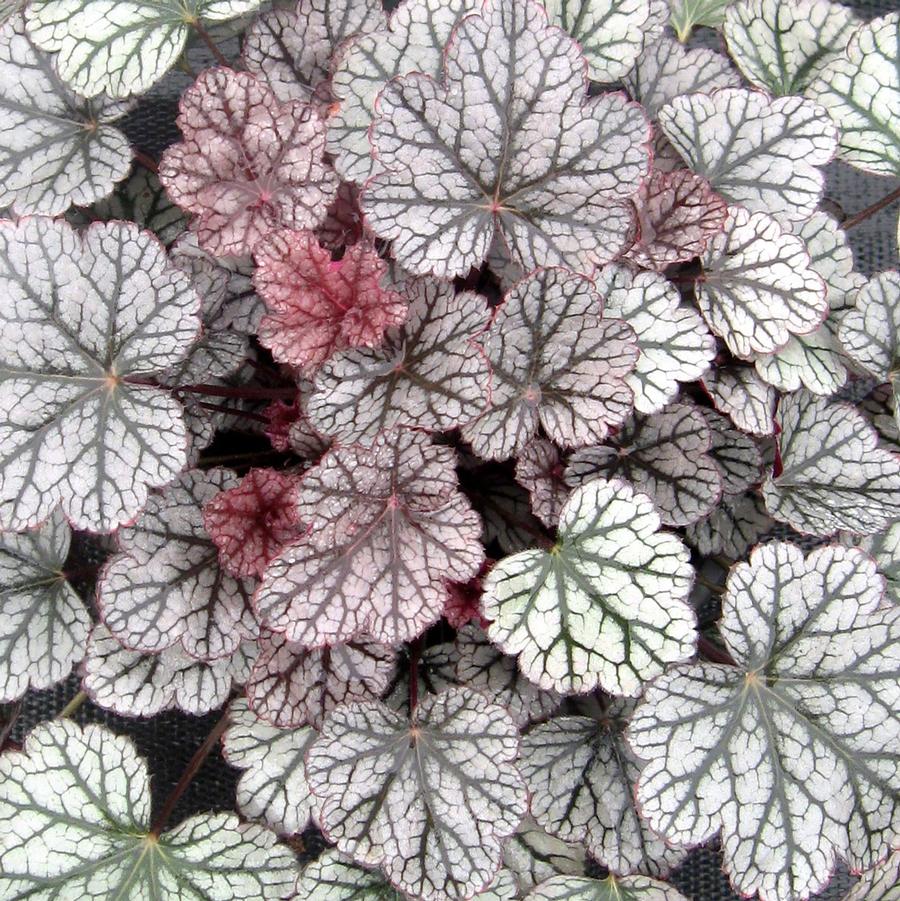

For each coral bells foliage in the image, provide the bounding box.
[2,2,900,901]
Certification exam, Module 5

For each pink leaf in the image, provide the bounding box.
[316,181,364,251]
[262,399,301,452]
[625,169,728,271]
[159,68,338,258]
[254,230,407,373]
[443,561,492,630]
[203,469,304,579]
[515,438,570,528]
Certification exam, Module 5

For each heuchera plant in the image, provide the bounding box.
[0,0,899,900]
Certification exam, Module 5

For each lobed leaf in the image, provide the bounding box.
[483,477,696,696]
[0,217,200,533]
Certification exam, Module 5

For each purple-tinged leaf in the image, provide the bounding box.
[594,264,715,415]
[483,477,696,696]
[463,268,638,460]
[362,0,650,278]
[526,874,689,900]
[307,280,490,443]
[515,439,570,529]
[702,364,777,436]
[763,391,900,536]
[254,231,408,374]
[0,509,89,702]
[221,697,317,836]
[0,218,200,533]
[246,630,397,729]
[159,67,338,258]
[98,468,259,660]
[307,687,528,901]
[443,564,490,630]
[659,89,838,223]
[255,431,484,647]
[565,404,722,527]
[629,542,900,901]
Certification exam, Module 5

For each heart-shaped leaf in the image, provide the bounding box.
[667,0,731,41]
[659,89,837,223]
[0,509,89,702]
[762,390,900,536]
[361,0,650,278]
[25,0,263,98]
[306,686,528,901]
[724,0,857,96]
[0,719,299,898]
[307,279,490,443]
[808,13,900,176]
[629,542,900,901]
[462,268,638,461]
[525,874,689,901]
[701,365,777,436]
[0,217,199,533]
[0,15,132,216]
[255,430,484,647]
[98,468,259,660]
[483,477,696,696]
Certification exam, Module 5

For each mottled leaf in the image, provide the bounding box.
[361,0,650,278]
[0,217,199,533]
[526,874,689,900]
[659,89,837,223]
[698,406,764,498]
[702,365,777,436]
[159,67,338,258]
[307,280,490,443]
[255,431,484,647]
[763,390,900,536]
[0,16,131,216]
[565,404,722,527]
[98,468,259,660]
[483,477,696,696]
[0,509,89,702]
[25,0,264,98]
[698,208,828,358]
[841,521,900,606]
[254,231,408,374]
[685,491,774,560]
[594,264,715,414]
[246,630,397,728]
[0,719,298,898]
[667,0,731,41]
[463,268,638,460]
[503,818,588,895]
[516,438,570,528]
[307,687,527,901]
[629,542,900,901]
[843,850,900,901]
[808,13,900,176]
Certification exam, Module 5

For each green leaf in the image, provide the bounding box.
[668,0,732,42]
[526,874,689,900]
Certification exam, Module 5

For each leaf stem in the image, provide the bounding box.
[191,19,230,67]
[175,383,298,401]
[195,400,270,424]
[58,690,88,719]
[408,638,423,715]
[697,634,737,667]
[696,574,726,594]
[842,183,900,230]
[150,709,231,837]
[198,450,286,466]
[133,150,159,174]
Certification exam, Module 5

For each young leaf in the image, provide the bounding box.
[516,438,570,529]
[306,687,528,901]
[202,468,302,579]
[625,169,728,272]
[593,264,715,415]
[565,404,723,527]
[667,0,732,41]
[98,468,259,660]
[543,0,666,83]
[624,34,740,120]
[762,391,900,536]
[724,0,857,96]
[0,719,298,898]
[0,15,132,216]
[158,67,338,258]
[306,280,490,443]
[361,0,651,278]
[242,0,384,104]
[697,208,828,358]
[462,268,638,461]
[25,0,263,98]
[221,697,317,836]
[246,631,397,728]
[841,521,900,606]
[327,0,479,184]
[0,217,200,533]
[525,874,689,900]
[701,364,777,436]
[843,850,900,901]
[628,542,900,901]
[483,477,696,696]
[0,509,89,702]
[521,705,688,876]
[254,231,408,375]
[83,624,255,717]
[658,89,838,223]
[255,431,484,647]
[808,13,900,177]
